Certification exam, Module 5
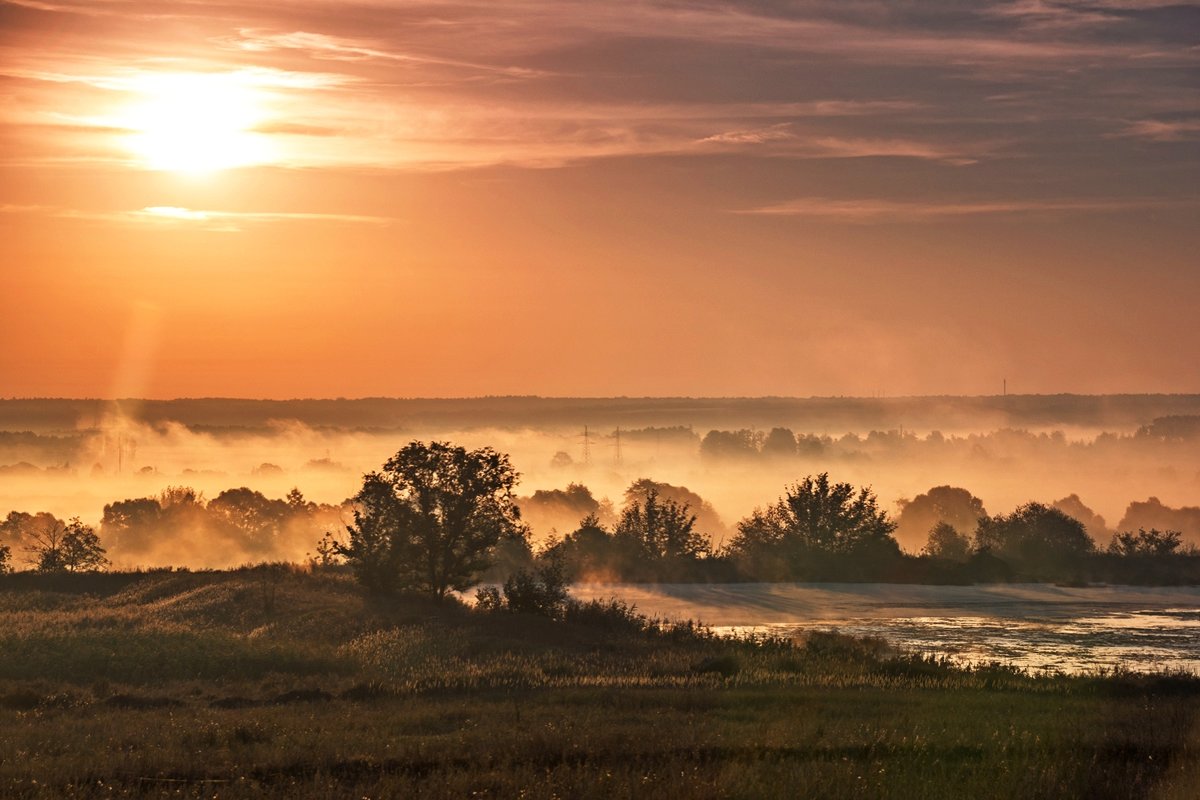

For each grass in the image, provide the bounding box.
[1,568,1199,798]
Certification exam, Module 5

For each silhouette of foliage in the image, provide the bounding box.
[727,474,900,580]
[1052,494,1110,539]
[540,514,630,581]
[1108,528,1184,557]
[100,497,162,553]
[615,486,708,560]
[208,488,289,556]
[337,441,526,597]
[699,429,761,459]
[974,503,1094,580]
[761,427,798,458]
[895,486,987,551]
[623,478,724,543]
[1,511,61,550]
[1136,415,1200,441]
[499,559,571,618]
[27,517,109,573]
[1118,498,1200,544]
[518,483,604,538]
[923,521,971,562]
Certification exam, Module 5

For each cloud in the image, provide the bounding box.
[0,204,396,231]
[983,0,1120,30]
[696,126,984,163]
[1117,119,1200,141]
[0,0,1195,178]
[733,196,1193,221]
[218,28,548,79]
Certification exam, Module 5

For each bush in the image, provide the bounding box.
[474,585,503,612]
[501,560,570,619]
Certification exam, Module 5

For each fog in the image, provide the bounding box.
[1,396,1198,566]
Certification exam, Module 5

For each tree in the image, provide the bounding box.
[761,427,797,458]
[1,511,61,549]
[0,542,10,574]
[28,517,109,573]
[1117,498,1200,543]
[518,483,602,539]
[622,478,725,543]
[1052,494,1110,539]
[922,521,971,562]
[895,486,986,552]
[337,441,526,597]
[540,513,630,581]
[699,429,761,460]
[1107,528,1184,558]
[727,473,900,578]
[100,497,162,554]
[615,486,708,560]
[209,487,289,555]
[496,558,571,618]
[973,503,1094,579]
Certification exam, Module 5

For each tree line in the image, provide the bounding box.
[2,440,1196,589]
[0,486,343,573]
[330,442,1200,595]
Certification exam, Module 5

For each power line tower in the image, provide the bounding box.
[580,425,592,465]
[612,426,623,465]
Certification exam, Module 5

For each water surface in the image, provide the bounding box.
[572,583,1200,675]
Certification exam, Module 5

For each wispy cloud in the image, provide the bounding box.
[0,204,395,231]
[733,196,1192,221]
[1117,119,1200,142]
[218,28,548,79]
[697,127,984,164]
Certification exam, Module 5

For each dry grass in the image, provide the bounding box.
[1,568,1198,798]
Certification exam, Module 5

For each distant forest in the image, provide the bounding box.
[4,394,1200,434]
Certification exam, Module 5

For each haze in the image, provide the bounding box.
[2,396,1198,568]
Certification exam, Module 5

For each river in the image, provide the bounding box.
[571,582,1200,675]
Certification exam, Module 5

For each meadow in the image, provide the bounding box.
[0,568,1198,798]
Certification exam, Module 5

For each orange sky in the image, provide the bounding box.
[1,0,1197,398]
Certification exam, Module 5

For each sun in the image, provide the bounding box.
[120,72,271,174]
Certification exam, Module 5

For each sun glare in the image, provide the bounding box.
[120,72,271,173]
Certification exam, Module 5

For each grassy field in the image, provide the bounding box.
[1,568,1199,798]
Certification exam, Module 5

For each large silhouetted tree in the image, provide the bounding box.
[338,441,525,596]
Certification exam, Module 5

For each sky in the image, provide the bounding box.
[1,0,1197,399]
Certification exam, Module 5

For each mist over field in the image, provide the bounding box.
[2,396,1198,567]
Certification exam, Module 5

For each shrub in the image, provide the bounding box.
[500,560,570,619]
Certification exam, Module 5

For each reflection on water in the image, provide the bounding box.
[572,583,1200,675]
